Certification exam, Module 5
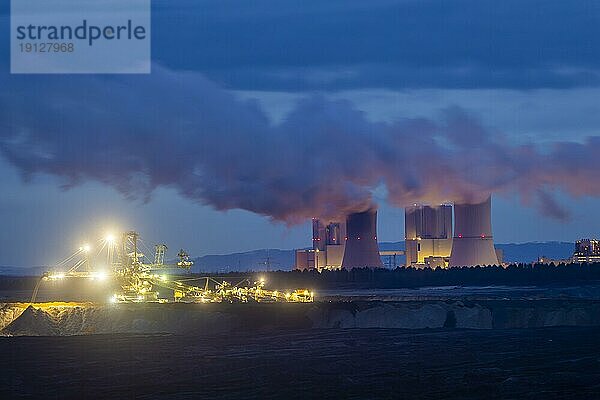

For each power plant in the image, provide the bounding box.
[449,196,500,267]
[297,197,504,270]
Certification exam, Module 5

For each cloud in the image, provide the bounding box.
[1,66,599,222]
[147,0,600,90]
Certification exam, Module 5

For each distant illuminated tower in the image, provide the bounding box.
[341,209,383,269]
[449,196,499,267]
[154,244,167,265]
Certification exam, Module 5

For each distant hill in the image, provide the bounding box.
[496,241,573,263]
[0,266,45,276]
[191,241,575,273]
[192,249,296,273]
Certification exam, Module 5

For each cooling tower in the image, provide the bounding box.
[449,196,499,267]
[341,210,384,269]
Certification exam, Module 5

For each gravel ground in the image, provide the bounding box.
[1,327,600,399]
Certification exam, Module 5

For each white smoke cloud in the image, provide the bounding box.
[1,65,598,221]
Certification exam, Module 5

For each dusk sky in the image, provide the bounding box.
[1,0,600,267]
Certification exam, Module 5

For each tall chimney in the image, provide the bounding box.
[341,209,383,269]
[312,218,327,251]
[449,196,499,267]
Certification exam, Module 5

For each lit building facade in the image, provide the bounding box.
[572,239,600,263]
[295,219,346,270]
[405,204,453,268]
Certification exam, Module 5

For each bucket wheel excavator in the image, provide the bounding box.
[34,231,314,304]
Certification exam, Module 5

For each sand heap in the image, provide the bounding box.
[3,305,58,336]
[0,303,28,331]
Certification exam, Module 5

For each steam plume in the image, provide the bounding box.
[0,66,598,221]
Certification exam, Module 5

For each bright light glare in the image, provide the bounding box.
[105,233,115,243]
[93,271,108,281]
[80,244,91,253]
[161,275,168,282]
[48,272,66,280]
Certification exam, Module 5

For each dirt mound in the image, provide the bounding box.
[0,303,27,331]
[2,305,58,336]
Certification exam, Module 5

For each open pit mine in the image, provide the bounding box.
[2,297,600,336]
[3,226,600,337]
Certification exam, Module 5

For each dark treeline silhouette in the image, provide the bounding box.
[1,263,600,294]
[205,263,600,291]
[0,276,39,291]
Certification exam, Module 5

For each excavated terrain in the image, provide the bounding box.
[2,299,600,336]
[2,287,600,399]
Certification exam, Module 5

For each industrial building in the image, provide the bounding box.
[537,239,600,265]
[572,239,600,263]
[295,210,384,270]
[405,204,453,268]
[449,196,500,267]
[295,219,346,270]
[405,198,502,268]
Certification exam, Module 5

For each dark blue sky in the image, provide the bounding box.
[150,0,600,90]
[1,1,599,267]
